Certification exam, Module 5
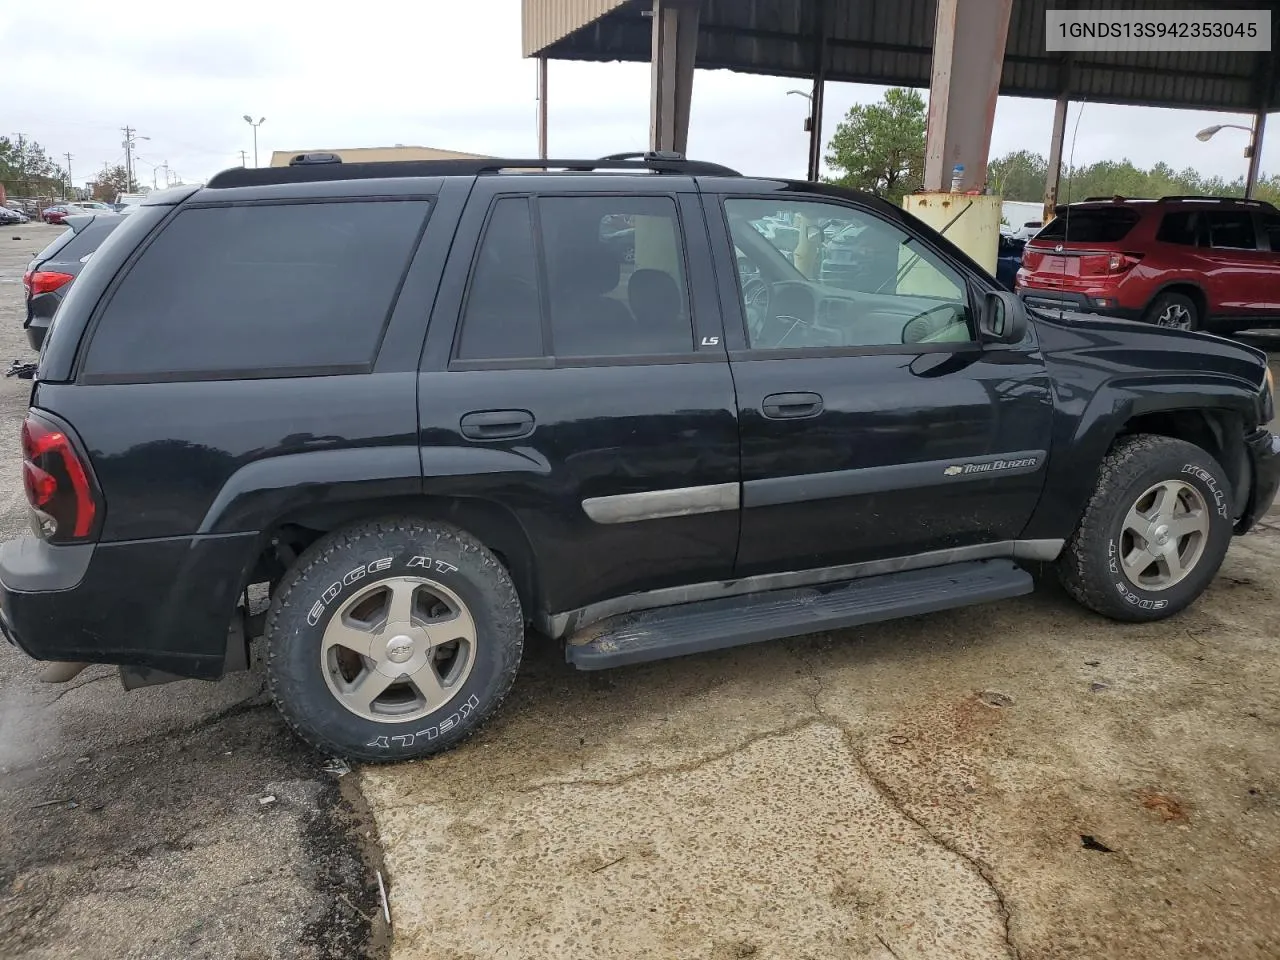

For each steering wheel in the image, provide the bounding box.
[901,303,961,344]
[741,277,771,340]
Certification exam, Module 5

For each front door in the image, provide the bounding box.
[704,189,1055,577]
[418,177,739,620]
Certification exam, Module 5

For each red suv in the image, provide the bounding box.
[1016,196,1280,333]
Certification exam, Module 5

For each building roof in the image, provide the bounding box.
[268,145,490,168]
[522,0,1280,112]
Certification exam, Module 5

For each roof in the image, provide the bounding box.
[522,0,1280,112]
[268,146,490,168]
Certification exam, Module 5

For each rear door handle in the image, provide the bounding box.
[761,392,824,420]
[460,410,535,440]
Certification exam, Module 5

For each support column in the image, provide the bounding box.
[923,0,1014,191]
[537,56,549,159]
[806,0,828,182]
[1246,110,1266,198]
[649,0,699,154]
[1043,94,1069,223]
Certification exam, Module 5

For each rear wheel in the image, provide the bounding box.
[265,517,524,762]
[1144,291,1199,332]
[1058,435,1233,621]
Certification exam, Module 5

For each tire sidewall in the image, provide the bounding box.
[1100,448,1232,615]
[267,523,522,761]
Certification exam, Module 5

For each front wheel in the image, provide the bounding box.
[265,517,524,762]
[1058,435,1234,621]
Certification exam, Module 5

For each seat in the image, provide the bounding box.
[548,243,634,356]
[627,269,691,353]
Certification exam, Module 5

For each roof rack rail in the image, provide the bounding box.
[1155,194,1276,208]
[206,153,740,188]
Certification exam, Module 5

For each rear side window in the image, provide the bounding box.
[83,200,430,380]
[1156,211,1201,246]
[454,194,693,362]
[1036,209,1140,243]
[1265,214,1280,251]
[1206,211,1257,250]
[33,227,77,264]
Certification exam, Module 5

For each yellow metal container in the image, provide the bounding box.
[901,193,1002,276]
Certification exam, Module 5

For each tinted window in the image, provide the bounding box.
[725,198,973,350]
[1156,211,1201,246]
[1265,214,1280,251]
[33,226,77,264]
[457,198,543,360]
[540,196,692,357]
[1206,211,1257,250]
[84,200,429,379]
[1036,208,1140,242]
[53,218,123,264]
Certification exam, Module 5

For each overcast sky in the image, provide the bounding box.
[1,0,1272,189]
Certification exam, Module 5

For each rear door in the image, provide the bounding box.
[1259,211,1280,313]
[703,186,1054,578]
[1199,209,1270,318]
[417,175,739,622]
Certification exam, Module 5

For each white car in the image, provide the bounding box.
[1012,220,1044,241]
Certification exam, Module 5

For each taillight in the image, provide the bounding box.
[1107,253,1142,273]
[20,412,100,542]
[25,271,74,296]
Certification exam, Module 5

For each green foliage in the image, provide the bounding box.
[92,165,130,201]
[823,88,927,205]
[0,137,67,196]
[990,149,1279,207]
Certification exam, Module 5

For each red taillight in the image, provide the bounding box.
[20,413,99,541]
[1107,252,1142,274]
[26,271,74,296]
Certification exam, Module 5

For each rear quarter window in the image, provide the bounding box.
[82,200,430,380]
[51,219,123,263]
[1036,209,1140,243]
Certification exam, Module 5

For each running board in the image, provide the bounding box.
[565,559,1032,670]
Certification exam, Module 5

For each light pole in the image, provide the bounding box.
[121,128,150,193]
[787,89,822,182]
[243,115,266,167]
[1196,120,1266,199]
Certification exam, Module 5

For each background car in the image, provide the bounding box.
[1012,219,1043,241]
[0,207,29,226]
[41,205,72,224]
[995,234,1025,289]
[22,213,123,349]
[1016,195,1280,333]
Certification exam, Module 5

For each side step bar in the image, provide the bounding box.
[565,559,1032,670]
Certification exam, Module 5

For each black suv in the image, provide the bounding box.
[4,154,1278,761]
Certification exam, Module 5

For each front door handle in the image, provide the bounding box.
[460,410,535,441]
[761,392,824,420]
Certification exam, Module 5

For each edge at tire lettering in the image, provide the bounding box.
[363,695,481,749]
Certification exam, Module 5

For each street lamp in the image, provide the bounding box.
[1195,123,1253,142]
[243,115,266,167]
[787,89,814,131]
[1194,120,1265,198]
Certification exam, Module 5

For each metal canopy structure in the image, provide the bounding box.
[524,0,1280,113]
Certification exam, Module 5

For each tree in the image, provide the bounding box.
[0,136,67,197]
[92,165,130,201]
[824,88,926,205]
[987,150,1048,202]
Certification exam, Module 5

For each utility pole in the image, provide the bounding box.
[122,126,134,193]
[158,160,171,189]
[238,150,249,167]
[63,152,73,199]
[14,133,26,194]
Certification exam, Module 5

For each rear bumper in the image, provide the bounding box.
[1017,287,1140,321]
[1237,428,1280,533]
[0,532,258,679]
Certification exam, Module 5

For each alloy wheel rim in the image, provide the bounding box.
[320,576,477,723]
[1156,304,1192,330]
[1118,480,1210,591]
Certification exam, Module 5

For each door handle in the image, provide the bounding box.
[761,392,824,420]
[460,410,535,440]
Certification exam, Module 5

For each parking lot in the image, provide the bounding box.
[3,221,1280,960]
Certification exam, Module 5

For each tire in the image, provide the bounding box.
[1058,434,1234,622]
[1144,291,1199,332]
[265,517,524,762]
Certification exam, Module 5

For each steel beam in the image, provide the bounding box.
[537,56,549,159]
[1246,111,1266,198]
[923,0,1014,192]
[1043,94,1069,222]
[649,0,699,154]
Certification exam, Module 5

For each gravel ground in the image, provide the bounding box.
[0,223,388,960]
